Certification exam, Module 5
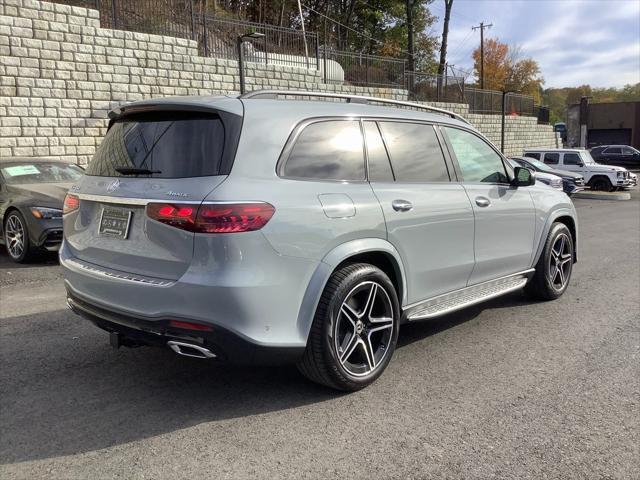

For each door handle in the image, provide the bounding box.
[475,196,491,207]
[392,199,413,212]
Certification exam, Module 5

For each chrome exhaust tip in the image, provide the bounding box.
[167,340,216,359]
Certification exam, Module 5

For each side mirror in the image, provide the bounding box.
[512,166,535,187]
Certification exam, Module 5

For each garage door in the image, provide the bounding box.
[588,128,631,147]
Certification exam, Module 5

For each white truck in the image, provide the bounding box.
[523,148,631,192]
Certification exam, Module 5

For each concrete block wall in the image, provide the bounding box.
[0,0,559,164]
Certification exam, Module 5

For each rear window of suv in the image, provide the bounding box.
[86,112,233,178]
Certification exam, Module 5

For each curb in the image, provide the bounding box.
[573,191,631,201]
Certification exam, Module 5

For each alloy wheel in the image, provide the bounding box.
[334,281,395,377]
[5,214,25,259]
[548,233,572,290]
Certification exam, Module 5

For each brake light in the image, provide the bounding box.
[146,202,275,233]
[63,194,80,214]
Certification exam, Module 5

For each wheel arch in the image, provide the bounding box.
[295,238,408,344]
[533,209,579,266]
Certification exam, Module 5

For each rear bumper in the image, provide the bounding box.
[66,290,305,365]
[60,235,319,350]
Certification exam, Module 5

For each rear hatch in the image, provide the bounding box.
[64,99,243,280]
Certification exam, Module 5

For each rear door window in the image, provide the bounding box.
[378,122,449,182]
[605,147,622,154]
[543,153,560,165]
[282,120,365,181]
[86,112,232,178]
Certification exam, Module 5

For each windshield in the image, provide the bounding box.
[523,157,550,171]
[580,151,598,164]
[1,162,84,185]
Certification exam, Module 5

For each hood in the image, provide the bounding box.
[588,163,627,172]
[7,183,72,208]
[534,171,561,182]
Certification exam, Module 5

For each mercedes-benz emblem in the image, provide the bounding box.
[106,179,121,193]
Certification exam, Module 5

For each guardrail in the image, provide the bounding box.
[464,87,536,117]
[405,71,465,103]
[197,14,319,70]
[321,48,406,88]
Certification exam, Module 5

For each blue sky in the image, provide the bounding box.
[431,0,640,88]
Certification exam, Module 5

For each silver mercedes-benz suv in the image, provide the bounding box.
[61,90,578,390]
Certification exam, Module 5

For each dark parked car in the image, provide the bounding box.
[590,145,640,169]
[1,158,84,262]
[510,156,585,195]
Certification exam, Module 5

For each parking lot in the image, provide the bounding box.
[0,193,638,479]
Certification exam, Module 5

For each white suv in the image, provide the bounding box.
[523,148,630,191]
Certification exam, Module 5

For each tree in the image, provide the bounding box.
[437,0,453,76]
[472,37,543,101]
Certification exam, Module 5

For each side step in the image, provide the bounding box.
[405,270,533,321]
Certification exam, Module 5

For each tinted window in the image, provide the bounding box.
[378,122,449,182]
[87,112,226,178]
[363,121,394,181]
[544,153,560,164]
[564,153,582,165]
[524,152,541,160]
[622,147,635,154]
[444,127,508,183]
[605,147,622,154]
[284,120,365,181]
[1,162,84,185]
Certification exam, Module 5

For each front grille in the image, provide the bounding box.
[44,230,63,246]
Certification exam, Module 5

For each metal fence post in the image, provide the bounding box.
[203,14,209,57]
[263,30,268,65]
[323,47,328,84]
[315,34,320,71]
[189,0,196,41]
[111,0,118,29]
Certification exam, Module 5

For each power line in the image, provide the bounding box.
[303,2,413,56]
[448,29,474,60]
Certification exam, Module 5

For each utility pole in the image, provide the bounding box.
[472,21,492,89]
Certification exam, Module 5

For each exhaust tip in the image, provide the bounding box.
[167,340,216,359]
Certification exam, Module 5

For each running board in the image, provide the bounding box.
[405,270,534,321]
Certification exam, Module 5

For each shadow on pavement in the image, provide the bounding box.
[0,291,534,464]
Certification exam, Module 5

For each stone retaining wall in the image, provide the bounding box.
[0,0,559,163]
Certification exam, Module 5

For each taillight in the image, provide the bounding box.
[146,202,275,233]
[146,203,197,230]
[63,194,80,214]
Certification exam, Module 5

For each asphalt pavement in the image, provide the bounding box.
[0,193,638,479]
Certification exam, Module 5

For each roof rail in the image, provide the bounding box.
[239,89,470,124]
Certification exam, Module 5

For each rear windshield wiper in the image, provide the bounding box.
[115,167,162,175]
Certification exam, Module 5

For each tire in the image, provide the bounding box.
[590,177,613,192]
[525,222,574,301]
[297,263,400,391]
[3,210,33,263]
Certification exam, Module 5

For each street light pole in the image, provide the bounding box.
[237,32,266,95]
[501,90,515,153]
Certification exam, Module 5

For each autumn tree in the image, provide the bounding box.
[472,38,544,101]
